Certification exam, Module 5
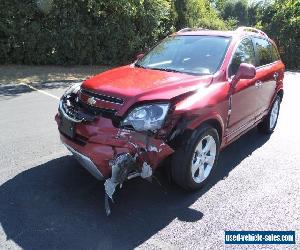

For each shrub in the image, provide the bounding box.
[0,0,176,65]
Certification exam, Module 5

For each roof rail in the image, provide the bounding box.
[177,27,194,32]
[177,27,210,33]
[236,26,268,38]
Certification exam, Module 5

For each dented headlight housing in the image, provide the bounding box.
[121,103,170,132]
[63,82,82,97]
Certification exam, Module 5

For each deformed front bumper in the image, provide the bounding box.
[64,143,104,180]
[56,112,174,180]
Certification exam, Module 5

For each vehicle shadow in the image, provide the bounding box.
[0,128,270,249]
[0,81,79,100]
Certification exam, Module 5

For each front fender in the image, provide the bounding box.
[186,111,225,134]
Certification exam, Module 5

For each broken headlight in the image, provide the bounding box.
[121,103,170,132]
[63,82,82,97]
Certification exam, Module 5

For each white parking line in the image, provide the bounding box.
[20,83,60,100]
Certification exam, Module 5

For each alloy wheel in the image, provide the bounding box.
[191,135,217,184]
[270,99,280,129]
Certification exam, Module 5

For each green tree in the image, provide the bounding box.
[256,0,300,68]
[211,0,250,27]
[174,0,227,29]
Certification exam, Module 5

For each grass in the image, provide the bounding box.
[0,65,110,85]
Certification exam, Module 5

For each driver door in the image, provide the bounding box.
[226,37,259,142]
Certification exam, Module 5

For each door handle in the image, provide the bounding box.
[273,72,279,80]
[255,80,262,88]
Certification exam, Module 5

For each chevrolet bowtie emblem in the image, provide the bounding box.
[87,97,97,106]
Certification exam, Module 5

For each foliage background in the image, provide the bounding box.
[0,0,299,68]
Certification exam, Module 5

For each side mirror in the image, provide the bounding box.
[136,53,145,60]
[231,63,256,87]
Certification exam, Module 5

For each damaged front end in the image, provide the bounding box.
[104,153,153,215]
[55,83,175,215]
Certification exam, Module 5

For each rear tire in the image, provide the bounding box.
[171,124,220,191]
[258,95,281,134]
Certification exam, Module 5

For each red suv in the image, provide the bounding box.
[55,27,284,212]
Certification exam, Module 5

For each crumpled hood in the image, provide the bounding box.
[81,65,213,115]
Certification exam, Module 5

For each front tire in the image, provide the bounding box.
[171,124,220,191]
[258,95,281,134]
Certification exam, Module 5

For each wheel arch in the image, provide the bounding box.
[200,119,223,143]
[183,117,224,147]
[188,113,225,141]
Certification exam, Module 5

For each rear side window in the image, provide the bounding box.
[252,37,273,66]
[229,38,255,77]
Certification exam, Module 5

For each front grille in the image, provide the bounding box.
[81,89,124,105]
[78,100,117,118]
[60,93,117,122]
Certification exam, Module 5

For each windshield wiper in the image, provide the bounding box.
[136,65,185,74]
[135,63,147,69]
[150,67,182,73]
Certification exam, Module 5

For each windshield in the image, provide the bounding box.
[136,35,231,75]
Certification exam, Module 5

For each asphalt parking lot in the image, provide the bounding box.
[0,72,299,250]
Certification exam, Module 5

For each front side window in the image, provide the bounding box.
[253,37,273,66]
[136,35,231,75]
[229,38,256,77]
